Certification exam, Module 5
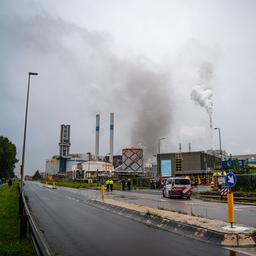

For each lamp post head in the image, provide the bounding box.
[214,127,219,130]
[29,72,38,76]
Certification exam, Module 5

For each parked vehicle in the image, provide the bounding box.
[162,177,192,199]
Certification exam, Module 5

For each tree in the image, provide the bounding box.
[0,136,18,179]
[32,170,41,180]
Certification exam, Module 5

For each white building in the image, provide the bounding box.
[70,161,113,180]
[45,153,106,177]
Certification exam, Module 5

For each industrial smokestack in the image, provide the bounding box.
[95,114,100,156]
[109,113,114,164]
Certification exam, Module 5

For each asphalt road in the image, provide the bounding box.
[108,189,256,227]
[24,182,249,256]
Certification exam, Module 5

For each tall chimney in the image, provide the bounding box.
[95,114,100,156]
[109,113,114,164]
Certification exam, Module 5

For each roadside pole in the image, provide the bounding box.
[225,172,237,228]
[101,184,104,201]
[227,189,235,228]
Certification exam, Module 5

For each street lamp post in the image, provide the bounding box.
[158,137,166,181]
[19,72,38,239]
[158,137,166,154]
[20,72,38,192]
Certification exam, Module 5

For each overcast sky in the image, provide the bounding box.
[1,0,256,175]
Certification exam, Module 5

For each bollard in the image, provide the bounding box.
[53,181,56,188]
[227,191,235,228]
[101,184,104,201]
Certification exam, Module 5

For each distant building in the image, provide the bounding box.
[122,148,143,173]
[104,155,122,168]
[233,154,256,168]
[45,153,105,176]
[111,148,144,177]
[206,149,229,159]
[70,161,113,180]
[157,151,220,177]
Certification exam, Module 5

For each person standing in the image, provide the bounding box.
[127,178,131,191]
[106,178,110,192]
[121,179,126,191]
[109,178,114,192]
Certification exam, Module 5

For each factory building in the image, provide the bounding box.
[70,161,113,180]
[112,148,144,177]
[157,151,220,179]
[104,155,122,169]
[45,153,103,177]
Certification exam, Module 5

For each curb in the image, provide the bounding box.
[89,199,256,248]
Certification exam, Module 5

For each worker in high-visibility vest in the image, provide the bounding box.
[109,178,114,192]
[106,178,110,192]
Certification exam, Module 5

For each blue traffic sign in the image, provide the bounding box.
[225,172,237,187]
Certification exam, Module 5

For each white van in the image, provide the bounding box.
[162,177,192,199]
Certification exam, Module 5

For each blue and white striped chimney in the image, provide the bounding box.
[95,114,100,156]
[109,113,114,164]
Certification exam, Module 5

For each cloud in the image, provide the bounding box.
[0,5,174,172]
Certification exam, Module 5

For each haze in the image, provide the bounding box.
[1,0,256,175]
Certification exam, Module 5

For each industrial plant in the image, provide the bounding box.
[44,112,255,187]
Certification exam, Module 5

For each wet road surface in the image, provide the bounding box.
[24,182,250,256]
[109,189,256,227]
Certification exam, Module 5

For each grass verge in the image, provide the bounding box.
[0,183,34,256]
[41,180,146,191]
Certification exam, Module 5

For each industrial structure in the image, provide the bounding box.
[157,151,220,181]
[70,161,113,180]
[95,114,100,157]
[45,114,118,180]
[109,113,114,164]
[58,124,71,173]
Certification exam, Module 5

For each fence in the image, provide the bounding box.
[19,185,52,256]
[235,174,256,192]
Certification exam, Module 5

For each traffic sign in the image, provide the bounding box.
[225,172,237,187]
[220,187,229,196]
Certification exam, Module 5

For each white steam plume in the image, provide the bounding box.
[191,62,214,128]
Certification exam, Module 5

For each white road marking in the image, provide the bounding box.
[235,205,255,209]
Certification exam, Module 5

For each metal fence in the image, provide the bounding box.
[20,188,52,256]
[235,174,256,192]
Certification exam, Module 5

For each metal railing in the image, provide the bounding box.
[20,189,53,256]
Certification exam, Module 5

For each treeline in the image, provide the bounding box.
[0,136,18,179]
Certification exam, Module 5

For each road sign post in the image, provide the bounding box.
[227,191,235,227]
[101,184,104,201]
[225,172,237,228]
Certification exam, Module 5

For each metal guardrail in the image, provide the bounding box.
[21,192,53,256]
